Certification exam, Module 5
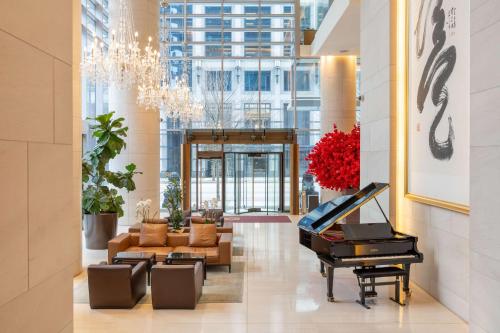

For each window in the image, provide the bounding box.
[244,6,271,14]
[205,6,231,14]
[205,45,232,57]
[244,32,259,42]
[296,71,311,91]
[283,70,291,91]
[245,71,271,91]
[205,32,231,42]
[244,32,270,43]
[244,103,271,128]
[206,71,232,91]
[245,18,271,28]
[205,18,231,28]
[260,71,271,91]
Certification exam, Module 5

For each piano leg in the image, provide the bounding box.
[403,264,411,296]
[320,261,326,277]
[326,265,335,302]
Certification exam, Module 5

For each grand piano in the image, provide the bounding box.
[298,182,423,302]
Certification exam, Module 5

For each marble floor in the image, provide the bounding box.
[74,216,468,333]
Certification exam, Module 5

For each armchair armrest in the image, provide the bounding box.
[108,233,131,264]
[218,233,233,266]
[131,261,147,303]
[131,261,147,277]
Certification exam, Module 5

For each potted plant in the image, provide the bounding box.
[136,199,159,223]
[306,124,360,192]
[306,124,360,222]
[162,177,184,232]
[82,112,141,249]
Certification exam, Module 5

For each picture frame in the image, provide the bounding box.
[405,0,470,214]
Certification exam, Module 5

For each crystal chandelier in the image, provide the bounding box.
[106,0,142,89]
[157,0,204,123]
[81,37,107,84]
[137,37,163,109]
[81,0,162,98]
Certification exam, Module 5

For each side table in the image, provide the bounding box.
[112,252,156,285]
[165,252,207,280]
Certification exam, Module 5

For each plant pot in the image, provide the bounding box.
[83,213,118,249]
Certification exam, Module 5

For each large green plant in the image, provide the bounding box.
[82,112,141,217]
[162,177,183,230]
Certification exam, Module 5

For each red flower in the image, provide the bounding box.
[305,124,360,191]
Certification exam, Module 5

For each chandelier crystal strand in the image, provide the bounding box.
[81,36,107,83]
[157,0,205,123]
[106,0,141,89]
[137,37,163,109]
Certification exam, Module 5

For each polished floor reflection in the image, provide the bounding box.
[74,216,467,333]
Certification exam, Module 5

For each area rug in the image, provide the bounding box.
[224,215,291,223]
[73,261,244,304]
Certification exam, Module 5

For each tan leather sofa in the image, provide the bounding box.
[108,232,232,272]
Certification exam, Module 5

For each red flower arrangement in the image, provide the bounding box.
[306,124,360,191]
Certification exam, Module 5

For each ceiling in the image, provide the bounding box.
[310,0,360,56]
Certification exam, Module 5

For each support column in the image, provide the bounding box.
[319,55,357,202]
[181,144,192,211]
[109,0,160,225]
[72,0,82,275]
[290,143,300,215]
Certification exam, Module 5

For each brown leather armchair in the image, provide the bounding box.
[88,261,147,309]
[151,263,203,309]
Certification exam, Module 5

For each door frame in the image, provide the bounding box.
[182,129,299,214]
[222,151,284,214]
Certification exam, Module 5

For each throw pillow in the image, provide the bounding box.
[189,223,217,247]
[139,223,168,247]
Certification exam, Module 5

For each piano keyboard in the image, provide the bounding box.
[340,254,417,262]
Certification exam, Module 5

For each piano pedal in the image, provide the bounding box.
[321,272,327,278]
[327,296,335,302]
[364,291,377,298]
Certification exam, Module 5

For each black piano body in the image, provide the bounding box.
[298,182,423,302]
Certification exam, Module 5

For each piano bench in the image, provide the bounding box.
[353,266,407,309]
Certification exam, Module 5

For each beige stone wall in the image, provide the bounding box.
[359,0,392,221]
[469,1,500,332]
[0,0,80,331]
[360,0,469,321]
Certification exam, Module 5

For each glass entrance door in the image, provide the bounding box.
[224,152,283,214]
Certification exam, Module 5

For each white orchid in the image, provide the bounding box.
[136,198,157,222]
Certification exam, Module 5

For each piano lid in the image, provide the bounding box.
[298,182,389,235]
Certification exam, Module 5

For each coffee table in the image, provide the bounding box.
[165,252,207,280]
[112,252,156,285]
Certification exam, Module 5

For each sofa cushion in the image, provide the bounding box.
[125,246,174,262]
[173,246,220,264]
[139,223,168,247]
[190,216,205,224]
[189,223,217,247]
[166,233,189,247]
